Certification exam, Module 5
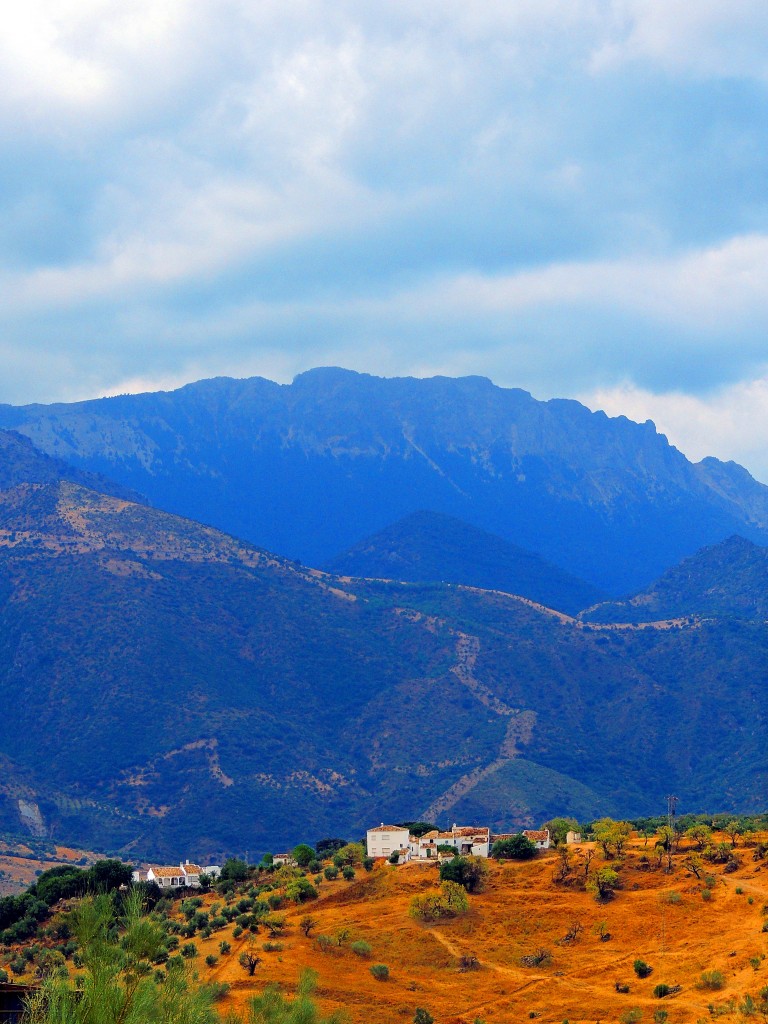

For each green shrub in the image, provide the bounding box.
[370,963,390,981]
[342,867,355,881]
[633,959,653,979]
[262,941,283,952]
[219,940,230,954]
[180,942,197,959]
[701,888,713,901]
[203,981,230,1002]
[350,940,372,957]
[662,891,681,905]
[619,1010,641,1024]
[653,984,671,998]
[324,866,339,881]
[205,954,218,967]
[698,970,725,991]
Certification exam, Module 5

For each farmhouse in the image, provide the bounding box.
[366,824,410,859]
[143,861,220,888]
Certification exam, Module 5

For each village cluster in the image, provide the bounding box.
[365,823,557,862]
[133,823,569,888]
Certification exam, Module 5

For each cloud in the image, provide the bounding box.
[0,1,767,482]
[591,1,768,80]
[580,376,768,484]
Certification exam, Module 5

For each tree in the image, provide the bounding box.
[292,844,316,868]
[24,891,219,1024]
[725,820,743,847]
[397,822,438,838]
[684,854,704,880]
[685,824,712,851]
[315,838,348,857]
[409,881,469,922]
[286,878,318,903]
[439,856,488,893]
[239,945,262,977]
[335,843,365,866]
[586,867,619,900]
[299,915,317,937]
[492,834,536,860]
[220,858,249,883]
[90,859,134,892]
[414,1010,434,1024]
[543,817,579,847]
[592,819,632,858]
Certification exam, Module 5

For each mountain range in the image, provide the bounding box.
[1,367,767,593]
[0,415,766,860]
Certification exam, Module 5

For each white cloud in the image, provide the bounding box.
[580,377,768,484]
[591,0,768,79]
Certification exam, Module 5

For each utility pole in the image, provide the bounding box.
[666,796,678,872]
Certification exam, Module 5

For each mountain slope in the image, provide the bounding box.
[1,369,766,592]
[582,534,768,623]
[0,429,142,502]
[322,510,603,615]
[0,473,767,859]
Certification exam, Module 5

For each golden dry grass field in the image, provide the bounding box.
[190,837,768,1024]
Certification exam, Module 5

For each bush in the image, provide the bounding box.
[370,963,390,981]
[633,959,653,979]
[653,984,671,998]
[342,867,355,881]
[409,882,469,922]
[203,981,230,1002]
[262,941,283,952]
[219,940,231,954]
[350,940,372,958]
[205,954,218,967]
[439,856,488,893]
[180,942,197,959]
[316,934,334,953]
[698,970,725,991]
[285,877,318,903]
[701,889,713,901]
[619,1011,641,1024]
[491,835,536,860]
[324,866,339,881]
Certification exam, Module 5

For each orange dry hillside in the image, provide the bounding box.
[185,837,768,1024]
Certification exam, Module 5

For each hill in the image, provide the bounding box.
[0,463,767,858]
[322,510,603,615]
[1,368,767,592]
[6,832,768,1024]
[583,535,768,623]
[0,429,141,502]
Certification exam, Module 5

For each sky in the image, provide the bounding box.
[2,1,768,480]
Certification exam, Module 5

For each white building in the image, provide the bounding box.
[366,824,411,859]
[411,825,490,860]
[145,861,214,888]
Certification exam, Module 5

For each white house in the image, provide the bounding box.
[411,825,490,859]
[565,830,582,845]
[272,853,297,866]
[366,824,411,859]
[145,862,208,888]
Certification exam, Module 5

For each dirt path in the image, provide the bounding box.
[422,630,536,820]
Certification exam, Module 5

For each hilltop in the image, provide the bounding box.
[1,368,767,592]
[322,509,603,615]
[582,535,768,623]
